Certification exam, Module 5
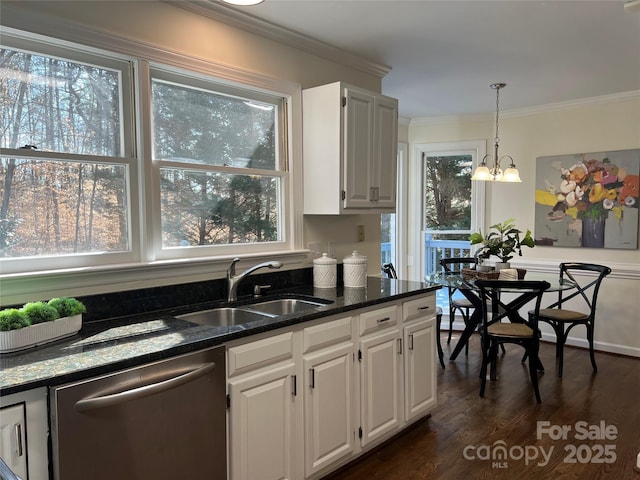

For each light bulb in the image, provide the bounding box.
[502,167,522,182]
[471,166,491,181]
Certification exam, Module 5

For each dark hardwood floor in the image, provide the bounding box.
[328,332,640,480]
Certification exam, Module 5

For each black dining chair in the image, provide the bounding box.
[530,262,611,378]
[476,279,551,403]
[439,257,478,346]
[383,262,445,368]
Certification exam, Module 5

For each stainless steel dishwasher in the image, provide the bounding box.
[50,346,226,480]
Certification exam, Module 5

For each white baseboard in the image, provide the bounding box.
[442,318,640,359]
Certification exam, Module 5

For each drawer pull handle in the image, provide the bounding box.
[418,306,431,311]
[409,334,414,350]
[376,317,391,323]
[15,423,23,457]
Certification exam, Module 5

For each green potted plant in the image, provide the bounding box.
[0,309,30,332]
[0,297,85,353]
[469,218,535,269]
[22,301,60,324]
[48,297,86,317]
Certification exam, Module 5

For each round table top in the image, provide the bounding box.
[425,271,576,293]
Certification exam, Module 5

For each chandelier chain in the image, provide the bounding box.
[494,86,500,145]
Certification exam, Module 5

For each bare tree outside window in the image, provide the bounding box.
[0,26,293,277]
[0,47,128,258]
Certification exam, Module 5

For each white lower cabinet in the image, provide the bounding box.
[227,332,299,480]
[403,319,436,421]
[303,338,355,476]
[0,387,49,480]
[358,306,403,448]
[0,403,27,479]
[402,295,437,423]
[226,293,437,480]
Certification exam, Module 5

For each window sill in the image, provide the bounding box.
[0,250,309,306]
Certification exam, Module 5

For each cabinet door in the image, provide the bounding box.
[373,95,398,209]
[228,362,297,480]
[343,87,375,209]
[359,328,402,447]
[404,318,437,422]
[0,404,27,480]
[303,342,355,477]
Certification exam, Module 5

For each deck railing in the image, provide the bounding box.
[381,235,472,311]
[423,235,473,274]
[380,234,473,276]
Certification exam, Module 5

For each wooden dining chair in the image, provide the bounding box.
[476,279,551,403]
[439,257,478,346]
[530,262,611,377]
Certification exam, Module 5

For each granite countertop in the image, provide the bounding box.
[0,278,439,396]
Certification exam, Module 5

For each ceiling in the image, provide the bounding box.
[205,0,640,120]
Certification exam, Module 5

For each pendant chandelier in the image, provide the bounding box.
[471,83,521,182]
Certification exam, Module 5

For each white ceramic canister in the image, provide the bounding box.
[343,250,367,288]
[313,253,337,288]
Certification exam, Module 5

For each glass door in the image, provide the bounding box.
[381,143,407,277]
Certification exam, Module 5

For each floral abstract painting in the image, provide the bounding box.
[534,149,639,249]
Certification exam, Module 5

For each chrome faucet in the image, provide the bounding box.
[226,258,282,302]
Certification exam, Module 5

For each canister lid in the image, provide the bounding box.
[343,250,367,264]
[313,253,337,265]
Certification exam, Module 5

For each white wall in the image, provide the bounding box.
[409,94,640,356]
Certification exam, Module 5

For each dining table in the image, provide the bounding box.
[425,270,577,362]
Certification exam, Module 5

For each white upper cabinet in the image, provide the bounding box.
[303,82,398,214]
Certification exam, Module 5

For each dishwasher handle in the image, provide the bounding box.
[75,362,217,413]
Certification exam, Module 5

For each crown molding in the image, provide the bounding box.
[1,9,301,96]
[166,1,391,78]
[409,90,640,126]
[502,90,640,118]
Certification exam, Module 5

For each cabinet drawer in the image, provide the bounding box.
[228,331,294,377]
[359,305,398,336]
[403,295,436,322]
[303,316,352,354]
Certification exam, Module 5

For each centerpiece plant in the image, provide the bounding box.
[0,298,86,331]
[0,297,86,353]
[469,218,535,267]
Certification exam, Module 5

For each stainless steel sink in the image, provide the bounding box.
[177,296,334,327]
[177,307,274,327]
[246,298,331,316]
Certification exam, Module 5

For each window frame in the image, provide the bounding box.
[0,29,140,274]
[0,27,305,306]
[146,64,291,260]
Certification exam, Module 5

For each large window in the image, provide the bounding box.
[0,30,292,279]
[0,36,134,272]
[150,71,285,251]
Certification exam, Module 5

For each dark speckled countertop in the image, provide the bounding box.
[0,277,439,396]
